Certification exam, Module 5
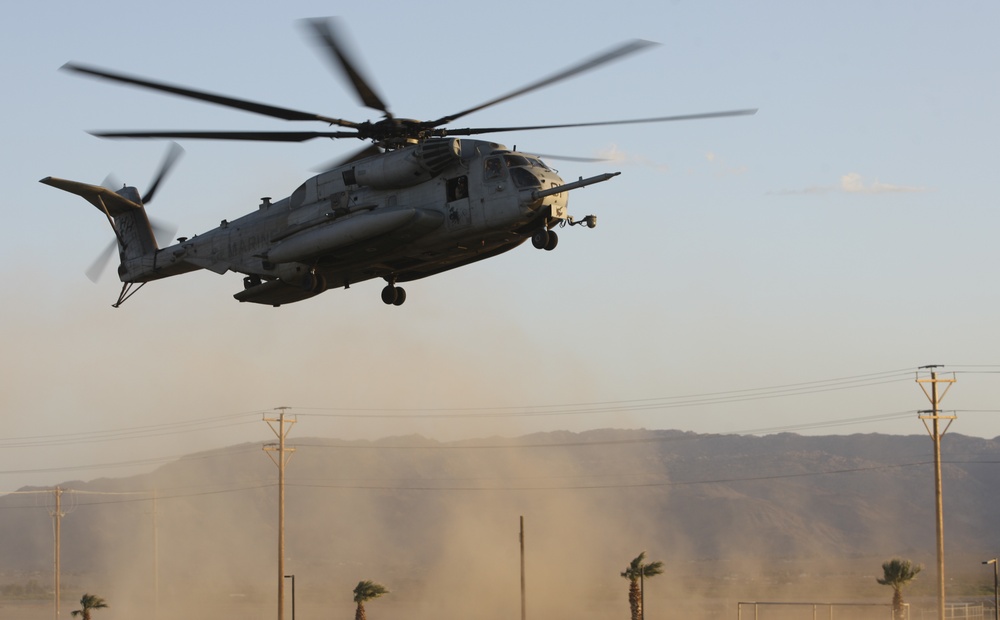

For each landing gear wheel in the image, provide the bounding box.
[381,284,407,305]
[532,229,550,250]
[301,272,327,294]
[381,284,397,305]
[544,230,558,251]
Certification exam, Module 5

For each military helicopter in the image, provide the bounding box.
[41,18,755,307]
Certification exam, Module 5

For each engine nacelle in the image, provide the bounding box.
[344,139,461,189]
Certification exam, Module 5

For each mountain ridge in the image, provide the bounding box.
[2,429,997,617]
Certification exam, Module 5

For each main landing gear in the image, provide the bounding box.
[300,271,327,294]
[381,279,406,306]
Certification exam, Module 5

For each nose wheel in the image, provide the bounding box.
[532,229,558,251]
[381,282,406,306]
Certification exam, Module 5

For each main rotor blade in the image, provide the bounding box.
[300,18,391,117]
[429,39,659,127]
[89,130,360,142]
[142,142,184,205]
[312,144,383,173]
[526,152,611,163]
[62,62,359,128]
[439,108,759,136]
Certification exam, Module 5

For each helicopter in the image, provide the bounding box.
[41,18,756,308]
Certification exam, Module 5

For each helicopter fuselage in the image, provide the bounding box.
[117,138,606,306]
[44,20,751,307]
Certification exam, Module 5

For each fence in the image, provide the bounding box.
[912,603,986,620]
[737,601,898,619]
[738,602,986,620]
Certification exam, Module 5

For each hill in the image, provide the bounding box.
[2,429,998,619]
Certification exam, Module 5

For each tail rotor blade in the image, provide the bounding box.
[86,239,117,283]
[150,216,179,247]
[101,173,122,191]
[142,142,184,204]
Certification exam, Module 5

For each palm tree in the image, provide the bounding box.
[621,552,664,620]
[877,558,922,619]
[352,580,389,620]
[70,594,108,620]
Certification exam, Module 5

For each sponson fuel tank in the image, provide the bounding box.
[266,208,443,263]
[343,139,461,189]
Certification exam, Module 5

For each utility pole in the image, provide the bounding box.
[284,574,296,620]
[916,365,956,620]
[264,408,296,620]
[984,559,998,620]
[519,516,526,620]
[49,486,64,620]
[151,490,159,620]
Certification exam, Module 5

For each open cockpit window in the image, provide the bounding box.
[447,175,469,201]
[484,156,505,180]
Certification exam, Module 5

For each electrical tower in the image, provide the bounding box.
[916,365,956,620]
[264,408,296,620]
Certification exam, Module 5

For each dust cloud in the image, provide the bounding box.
[4,429,974,620]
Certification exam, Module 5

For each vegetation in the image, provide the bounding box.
[352,580,389,620]
[70,593,108,620]
[621,551,664,620]
[877,558,922,619]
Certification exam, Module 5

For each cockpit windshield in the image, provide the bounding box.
[503,154,531,168]
[497,153,550,188]
[505,154,551,171]
[509,167,541,188]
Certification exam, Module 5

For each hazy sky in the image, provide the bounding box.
[3,0,999,490]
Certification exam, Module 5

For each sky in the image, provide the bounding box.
[2,0,999,490]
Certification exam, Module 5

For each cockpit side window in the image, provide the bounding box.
[447,175,469,201]
[484,156,504,180]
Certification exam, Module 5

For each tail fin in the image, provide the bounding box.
[39,177,159,266]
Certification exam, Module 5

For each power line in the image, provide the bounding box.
[294,368,916,418]
[0,412,259,448]
[11,452,1000,504]
[1,366,995,480]
[2,460,945,503]
[0,445,262,476]
[0,367,964,453]
[0,408,931,477]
